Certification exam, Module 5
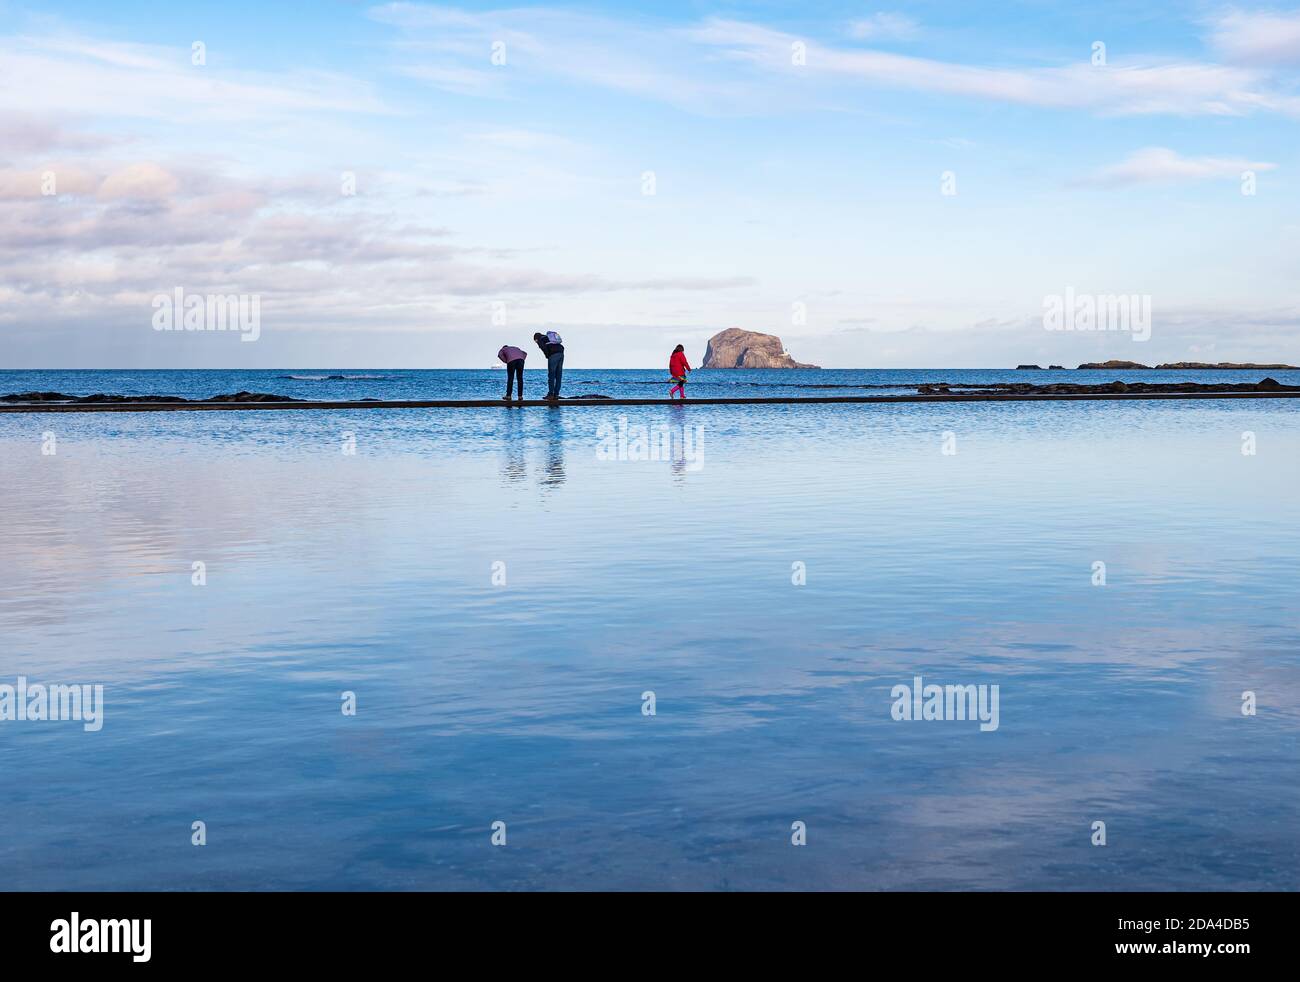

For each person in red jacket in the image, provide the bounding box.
[668,345,691,399]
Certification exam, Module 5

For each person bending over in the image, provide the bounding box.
[497,344,527,401]
[534,331,565,401]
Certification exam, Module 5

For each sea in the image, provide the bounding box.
[2,368,1297,889]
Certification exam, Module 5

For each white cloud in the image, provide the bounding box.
[0,34,393,123]
[1208,9,1300,65]
[0,112,117,158]
[371,6,1300,118]
[98,163,180,200]
[0,130,756,352]
[1073,147,1277,187]
[688,18,1300,117]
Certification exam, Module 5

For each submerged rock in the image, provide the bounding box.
[202,391,299,402]
[0,391,76,402]
[0,391,186,404]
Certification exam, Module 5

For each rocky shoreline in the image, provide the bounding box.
[0,390,300,404]
[0,390,617,406]
[918,377,1296,396]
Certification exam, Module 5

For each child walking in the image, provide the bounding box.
[668,344,691,399]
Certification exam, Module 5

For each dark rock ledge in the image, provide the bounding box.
[0,391,300,404]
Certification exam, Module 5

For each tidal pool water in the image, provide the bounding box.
[2,374,1297,890]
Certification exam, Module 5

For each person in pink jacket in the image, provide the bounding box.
[498,345,527,401]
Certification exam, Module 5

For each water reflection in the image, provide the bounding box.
[669,403,692,481]
[540,415,566,489]
[2,400,1299,889]
[499,409,527,485]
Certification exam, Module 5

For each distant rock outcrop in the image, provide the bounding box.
[702,329,818,369]
[1077,360,1298,370]
[1154,362,1299,370]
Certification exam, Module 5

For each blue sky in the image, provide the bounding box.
[1,1,1298,367]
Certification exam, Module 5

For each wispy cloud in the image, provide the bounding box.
[0,33,394,122]
[370,2,757,110]
[687,17,1300,117]
[1072,147,1277,188]
[1207,8,1300,65]
[371,4,1300,118]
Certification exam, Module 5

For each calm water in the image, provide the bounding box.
[5,365,1300,401]
[1,370,1298,890]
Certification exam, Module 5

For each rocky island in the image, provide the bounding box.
[702,328,818,369]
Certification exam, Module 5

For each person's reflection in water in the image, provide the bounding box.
[500,407,527,485]
[540,414,566,489]
[669,402,688,482]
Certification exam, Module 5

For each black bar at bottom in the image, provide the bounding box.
[0,891,1283,969]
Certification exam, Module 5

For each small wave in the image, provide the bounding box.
[277,374,393,381]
